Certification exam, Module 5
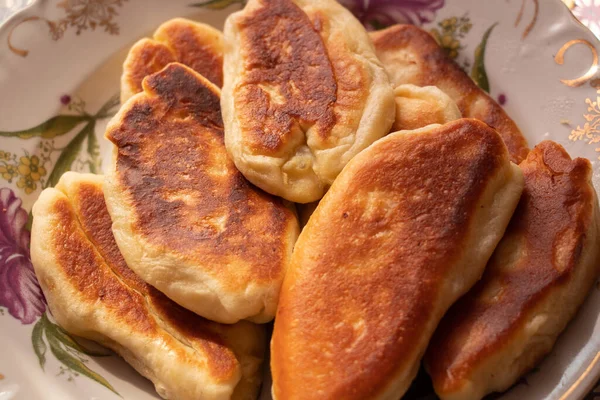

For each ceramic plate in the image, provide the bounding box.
[1,0,600,399]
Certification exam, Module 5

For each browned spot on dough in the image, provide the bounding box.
[426,141,595,393]
[371,24,529,164]
[234,0,337,153]
[0,373,4,380]
[107,63,294,289]
[73,183,147,291]
[157,22,223,87]
[123,20,223,103]
[66,181,239,379]
[272,119,509,400]
[124,39,177,98]
[52,197,156,335]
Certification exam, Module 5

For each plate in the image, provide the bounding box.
[1,0,600,399]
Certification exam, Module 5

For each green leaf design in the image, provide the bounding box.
[46,332,119,396]
[189,0,246,9]
[0,115,89,139]
[87,129,100,174]
[470,22,498,93]
[25,209,33,232]
[368,19,389,31]
[95,94,121,119]
[45,121,95,189]
[45,319,111,357]
[31,315,48,370]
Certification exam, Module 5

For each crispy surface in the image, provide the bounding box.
[31,172,266,400]
[222,0,394,203]
[271,119,524,400]
[425,141,600,400]
[121,18,223,103]
[105,63,299,323]
[392,84,460,131]
[370,24,529,164]
[231,0,337,151]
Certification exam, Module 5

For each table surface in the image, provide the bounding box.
[1,0,600,399]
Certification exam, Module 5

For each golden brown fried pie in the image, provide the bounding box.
[424,141,600,400]
[370,24,529,164]
[121,18,223,103]
[271,119,524,400]
[105,63,299,324]
[392,84,461,131]
[30,172,266,400]
[222,0,395,203]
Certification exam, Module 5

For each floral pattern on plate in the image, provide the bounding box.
[0,187,44,324]
[0,94,120,393]
[338,0,445,30]
[7,0,129,57]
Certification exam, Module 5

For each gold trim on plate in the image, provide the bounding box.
[515,0,540,39]
[7,0,128,57]
[555,39,599,87]
[560,351,600,400]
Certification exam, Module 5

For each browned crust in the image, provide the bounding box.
[370,24,529,164]
[234,0,337,153]
[73,182,235,363]
[155,21,223,88]
[425,141,595,394]
[73,182,149,292]
[123,20,223,101]
[123,39,177,101]
[51,192,238,380]
[272,119,509,399]
[107,63,295,288]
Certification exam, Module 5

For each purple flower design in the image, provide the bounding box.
[0,188,45,324]
[60,94,71,105]
[340,0,445,30]
[573,0,600,39]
